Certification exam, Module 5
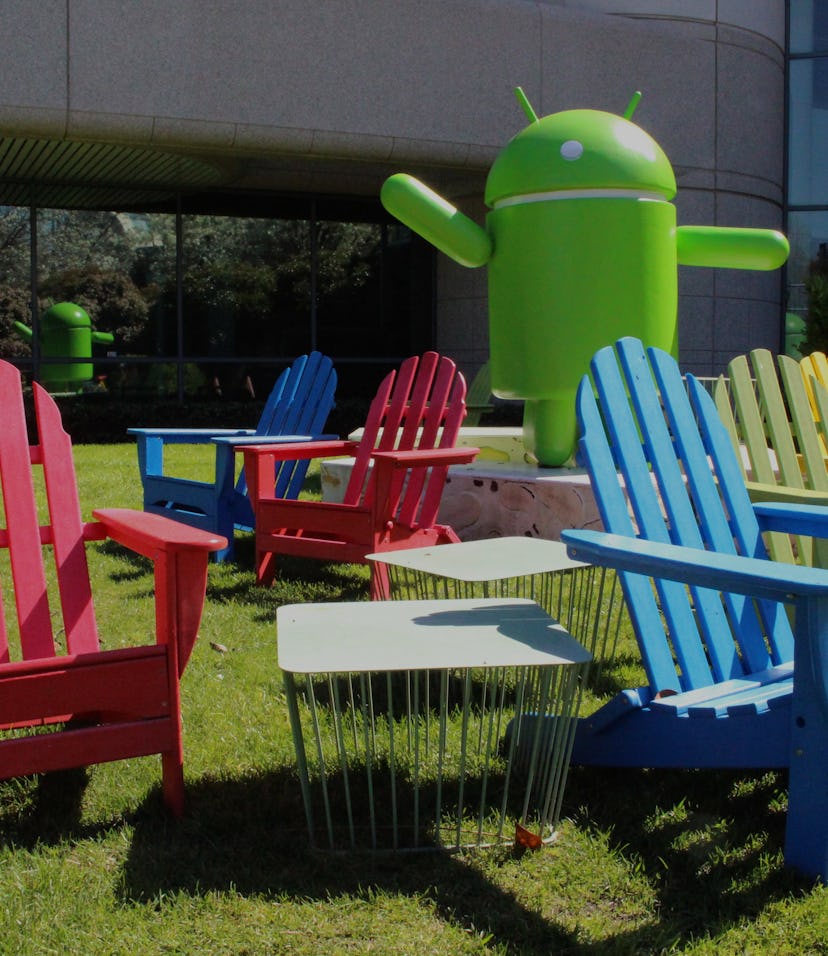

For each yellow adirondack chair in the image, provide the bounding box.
[799,350,828,443]
[714,348,828,566]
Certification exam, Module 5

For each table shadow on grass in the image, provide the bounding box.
[120,767,576,954]
[0,758,813,954]
[115,760,816,955]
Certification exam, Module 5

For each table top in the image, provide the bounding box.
[277,597,591,674]
[366,536,588,581]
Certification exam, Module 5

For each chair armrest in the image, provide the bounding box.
[561,529,828,603]
[93,508,227,675]
[754,501,828,538]
[370,447,480,468]
[128,427,255,445]
[746,481,828,507]
[214,432,337,447]
[240,439,359,461]
[92,507,227,559]
[241,440,360,507]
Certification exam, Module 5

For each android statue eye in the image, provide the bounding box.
[560,140,584,161]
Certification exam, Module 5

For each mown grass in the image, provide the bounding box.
[0,443,826,955]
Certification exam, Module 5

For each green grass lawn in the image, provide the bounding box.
[0,443,826,955]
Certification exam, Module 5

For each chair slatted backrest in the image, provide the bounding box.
[812,376,828,440]
[578,338,794,695]
[800,350,828,454]
[241,351,337,501]
[715,349,828,565]
[801,349,828,417]
[343,352,467,525]
[0,362,99,663]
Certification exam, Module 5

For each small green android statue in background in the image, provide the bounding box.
[13,302,114,393]
[381,88,789,466]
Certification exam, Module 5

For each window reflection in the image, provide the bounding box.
[788,2,828,353]
[0,196,432,399]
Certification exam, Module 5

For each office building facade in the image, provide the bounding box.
[0,2,795,396]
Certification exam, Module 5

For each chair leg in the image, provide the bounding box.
[256,549,278,587]
[785,705,828,881]
[160,672,186,816]
[784,594,828,881]
[370,561,391,601]
[160,748,186,817]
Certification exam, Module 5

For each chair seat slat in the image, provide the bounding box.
[650,663,794,717]
[641,681,792,720]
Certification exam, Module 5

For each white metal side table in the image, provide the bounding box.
[368,536,626,670]
[278,597,591,852]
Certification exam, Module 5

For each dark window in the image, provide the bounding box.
[0,192,434,401]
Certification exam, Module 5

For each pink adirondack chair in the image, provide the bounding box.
[0,359,226,816]
[241,352,478,598]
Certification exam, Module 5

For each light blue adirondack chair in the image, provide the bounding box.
[561,337,828,881]
[129,352,336,562]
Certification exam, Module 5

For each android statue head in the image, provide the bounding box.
[380,87,789,466]
[485,89,676,209]
[13,301,114,392]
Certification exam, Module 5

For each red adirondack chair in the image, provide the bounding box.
[241,352,478,598]
[0,360,226,816]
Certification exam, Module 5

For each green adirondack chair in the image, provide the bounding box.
[714,348,828,566]
[464,360,493,426]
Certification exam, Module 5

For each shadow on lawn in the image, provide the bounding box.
[0,767,91,848]
[120,767,577,953]
[93,537,371,634]
[113,762,813,955]
[0,758,813,953]
[562,764,812,949]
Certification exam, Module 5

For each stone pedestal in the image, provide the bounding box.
[437,462,602,542]
[319,454,603,543]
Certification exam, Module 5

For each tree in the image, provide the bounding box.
[38,268,151,350]
[0,285,45,358]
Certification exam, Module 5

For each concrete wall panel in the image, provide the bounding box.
[0,0,68,114]
[0,0,789,376]
[67,0,542,147]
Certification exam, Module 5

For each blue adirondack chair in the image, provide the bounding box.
[560,337,828,881]
[129,352,336,562]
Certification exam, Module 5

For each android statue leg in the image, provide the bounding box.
[521,398,577,467]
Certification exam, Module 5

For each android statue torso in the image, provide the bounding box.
[479,105,679,462]
[487,194,677,401]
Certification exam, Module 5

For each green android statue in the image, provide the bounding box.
[381,88,789,466]
[14,301,114,392]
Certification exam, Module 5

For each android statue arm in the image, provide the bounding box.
[380,179,791,272]
[677,226,789,270]
[380,174,493,268]
[12,320,32,342]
